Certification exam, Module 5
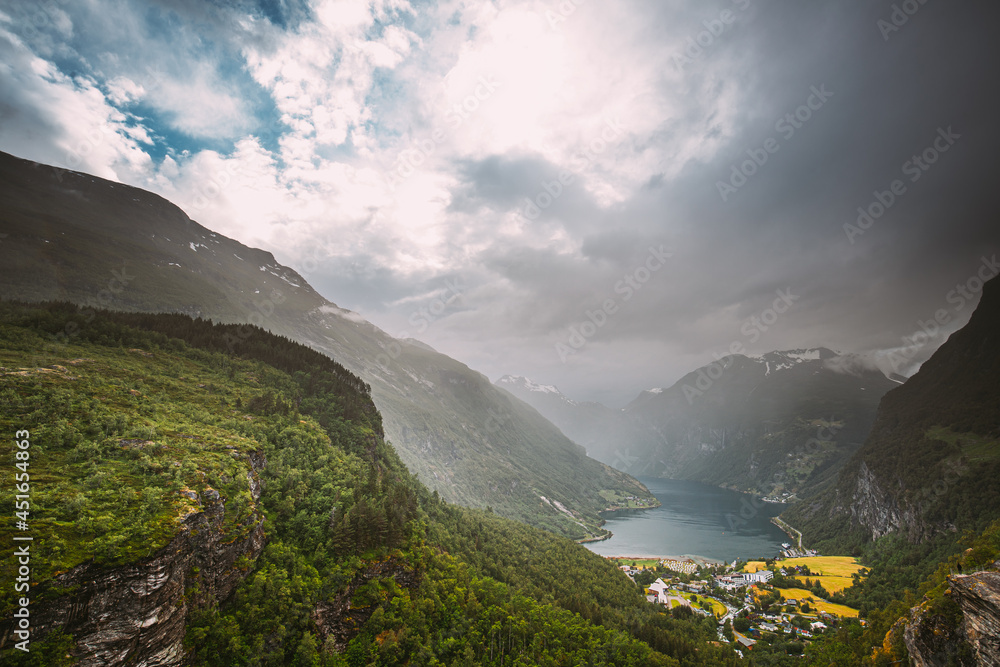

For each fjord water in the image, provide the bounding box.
[584,478,789,563]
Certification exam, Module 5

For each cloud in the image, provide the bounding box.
[0,26,153,181]
[0,0,997,406]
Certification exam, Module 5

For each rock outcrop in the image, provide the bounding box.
[0,490,266,665]
[949,570,1000,665]
[903,564,1000,666]
[848,461,903,541]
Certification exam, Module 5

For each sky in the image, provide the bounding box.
[1,0,997,406]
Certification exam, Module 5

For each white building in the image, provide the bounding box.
[744,570,773,584]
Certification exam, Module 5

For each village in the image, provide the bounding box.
[609,553,866,657]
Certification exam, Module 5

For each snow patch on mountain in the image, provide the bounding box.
[750,348,832,376]
[498,375,560,395]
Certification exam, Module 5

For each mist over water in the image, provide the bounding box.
[584,478,789,563]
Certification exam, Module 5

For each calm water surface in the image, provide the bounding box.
[584,478,789,563]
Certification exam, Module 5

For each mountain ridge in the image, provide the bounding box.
[499,347,899,501]
[0,149,656,539]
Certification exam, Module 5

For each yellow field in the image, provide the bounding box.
[744,556,864,578]
[779,556,864,577]
[776,588,859,618]
[793,575,856,593]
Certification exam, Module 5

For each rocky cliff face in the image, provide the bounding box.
[847,462,903,540]
[903,563,1000,666]
[948,569,1000,665]
[0,463,267,665]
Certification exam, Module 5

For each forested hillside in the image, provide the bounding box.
[0,302,739,666]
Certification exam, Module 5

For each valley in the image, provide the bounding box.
[0,152,997,666]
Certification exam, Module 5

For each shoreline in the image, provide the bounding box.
[770,516,804,549]
[600,500,661,515]
[599,554,726,567]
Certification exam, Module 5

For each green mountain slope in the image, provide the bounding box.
[785,274,1000,552]
[0,303,739,666]
[0,150,655,539]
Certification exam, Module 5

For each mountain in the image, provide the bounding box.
[494,375,643,465]
[0,150,655,539]
[501,348,898,502]
[785,275,1000,550]
[0,303,736,665]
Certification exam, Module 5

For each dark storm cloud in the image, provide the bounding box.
[1,0,996,405]
[433,0,999,403]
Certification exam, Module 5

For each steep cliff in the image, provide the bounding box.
[0,491,266,665]
[785,274,1000,549]
[900,562,1000,666]
[947,569,1000,664]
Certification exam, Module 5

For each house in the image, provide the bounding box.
[810,621,828,632]
[646,579,670,605]
[735,633,757,650]
[649,578,668,594]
